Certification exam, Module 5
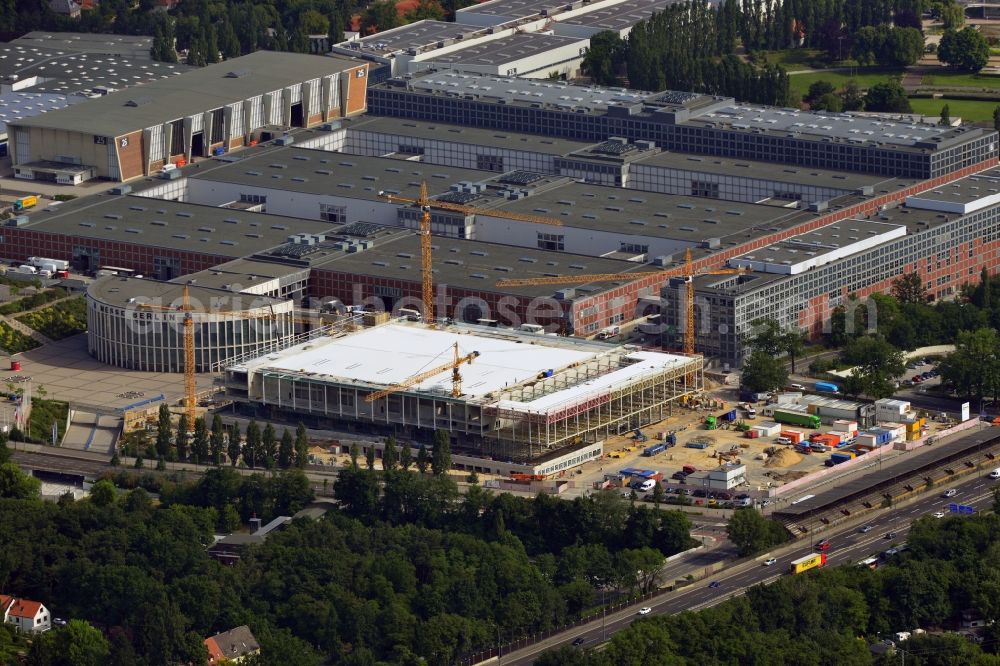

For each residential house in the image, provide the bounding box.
[204,625,260,664]
[0,594,51,633]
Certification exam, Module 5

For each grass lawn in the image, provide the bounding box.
[789,69,904,103]
[921,70,1000,89]
[756,49,827,72]
[907,97,1000,122]
[24,398,69,445]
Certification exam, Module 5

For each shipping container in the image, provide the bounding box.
[773,410,821,429]
[744,430,759,439]
[779,429,804,444]
[751,422,781,437]
[814,381,839,393]
[720,409,738,422]
[642,443,667,457]
[790,553,827,574]
[829,452,855,464]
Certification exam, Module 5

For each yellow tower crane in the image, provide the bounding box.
[378,182,563,325]
[364,343,480,403]
[494,249,749,354]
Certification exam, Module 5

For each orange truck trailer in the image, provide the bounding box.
[790,553,827,574]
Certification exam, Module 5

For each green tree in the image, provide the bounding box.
[993,105,1000,131]
[804,80,835,104]
[740,350,788,394]
[278,428,293,469]
[416,443,430,474]
[28,620,110,666]
[841,79,865,111]
[155,403,172,458]
[294,422,309,469]
[0,433,10,465]
[0,462,40,498]
[360,0,401,35]
[891,272,929,304]
[940,1,965,29]
[939,103,952,126]
[349,442,360,470]
[261,423,277,469]
[726,507,787,556]
[399,442,413,471]
[191,417,209,464]
[883,26,925,67]
[940,327,1000,401]
[938,27,990,72]
[89,479,116,507]
[581,30,625,86]
[210,414,225,465]
[383,435,398,472]
[404,0,445,22]
[227,422,241,467]
[244,419,261,468]
[864,80,912,112]
[842,335,906,399]
[365,445,375,470]
[175,413,189,462]
[811,92,843,112]
[432,430,451,476]
[782,328,807,374]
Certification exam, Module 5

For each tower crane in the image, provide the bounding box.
[136,287,280,424]
[494,249,749,354]
[364,342,480,403]
[377,182,563,325]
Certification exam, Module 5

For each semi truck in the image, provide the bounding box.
[704,415,717,430]
[642,443,667,457]
[790,553,827,575]
[773,409,821,429]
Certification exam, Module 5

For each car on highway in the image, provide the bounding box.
[790,383,805,390]
[763,558,777,566]
[572,637,586,646]
[637,607,652,615]
[708,581,721,589]
[859,524,874,533]
[884,531,897,540]
[942,489,958,498]
[815,539,831,551]
[932,511,946,519]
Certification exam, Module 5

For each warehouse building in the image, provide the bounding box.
[225,319,703,464]
[6,51,369,182]
[659,168,1000,365]
[369,71,998,179]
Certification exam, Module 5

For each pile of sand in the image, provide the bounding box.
[764,448,803,468]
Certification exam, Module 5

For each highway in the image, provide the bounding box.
[496,471,999,665]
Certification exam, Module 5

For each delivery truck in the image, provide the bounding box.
[773,409,821,429]
[13,195,38,211]
[790,553,827,575]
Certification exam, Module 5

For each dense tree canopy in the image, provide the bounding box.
[938,27,991,72]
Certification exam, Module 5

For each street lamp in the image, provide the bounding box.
[496,624,502,666]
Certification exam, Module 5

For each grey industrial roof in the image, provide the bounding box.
[10,51,361,135]
[560,0,679,29]
[394,70,665,112]
[0,91,81,134]
[343,116,597,155]
[0,44,191,95]
[190,145,494,202]
[11,32,156,59]
[457,0,569,19]
[88,275,288,310]
[306,227,653,298]
[681,105,983,151]
[634,152,912,193]
[169,257,310,292]
[905,166,1000,205]
[421,33,587,67]
[488,181,807,242]
[21,194,337,256]
[730,218,906,266]
[335,20,489,56]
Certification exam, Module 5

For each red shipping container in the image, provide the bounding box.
[780,430,804,444]
[745,430,759,439]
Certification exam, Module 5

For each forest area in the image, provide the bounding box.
[0,431,696,665]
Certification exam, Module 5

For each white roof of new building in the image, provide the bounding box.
[249,323,594,398]
[495,350,690,414]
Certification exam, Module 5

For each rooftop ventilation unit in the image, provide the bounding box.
[226,69,250,78]
[125,96,151,107]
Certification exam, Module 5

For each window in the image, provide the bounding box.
[320,203,346,223]
[691,180,720,198]
[476,154,504,171]
[240,193,267,204]
[620,242,649,254]
[538,232,564,252]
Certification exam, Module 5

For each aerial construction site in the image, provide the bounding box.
[224,321,703,470]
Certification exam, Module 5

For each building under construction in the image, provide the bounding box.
[224,321,702,469]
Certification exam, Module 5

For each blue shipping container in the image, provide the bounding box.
[643,444,666,456]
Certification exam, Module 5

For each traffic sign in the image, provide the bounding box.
[948,503,959,513]
[950,503,974,515]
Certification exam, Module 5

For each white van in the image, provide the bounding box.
[989,468,1000,479]
[635,479,656,492]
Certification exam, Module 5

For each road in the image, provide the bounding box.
[495,471,998,665]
